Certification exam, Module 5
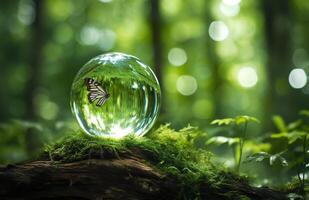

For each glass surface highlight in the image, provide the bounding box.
[70,52,161,138]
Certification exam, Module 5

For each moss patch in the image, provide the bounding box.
[42,124,248,199]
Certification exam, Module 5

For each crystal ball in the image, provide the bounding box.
[70,52,161,138]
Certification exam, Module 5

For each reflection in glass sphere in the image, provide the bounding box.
[70,52,161,138]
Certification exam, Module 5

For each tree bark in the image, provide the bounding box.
[0,159,179,200]
[204,0,223,118]
[149,0,165,116]
[0,151,287,200]
[149,0,162,84]
[24,0,44,155]
[25,0,44,120]
[261,0,301,129]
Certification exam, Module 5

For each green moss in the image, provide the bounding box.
[42,124,247,199]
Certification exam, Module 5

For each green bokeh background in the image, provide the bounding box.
[0,0,309,187]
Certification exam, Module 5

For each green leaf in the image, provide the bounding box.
[287,131,307,144]
[234,115,260,125]
[210,118,235,126]
[245,152,270,163]
[210,115,259,126]
[300,110,309,117]
[244,141,271,152]
[271,131,307,144]
[287,193,304,200]
[206,136,239,146]
[271,132,289,139]
[272,115,287,132]
[179,125,205,142]
[269,152,288,166]
[245,151,288,167]
[287,120,303,131]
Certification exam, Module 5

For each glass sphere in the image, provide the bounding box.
[70,52,161,138]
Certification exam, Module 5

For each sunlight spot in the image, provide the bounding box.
[176,75,198,96]
[40,101,58,120]
[220,2,240,17]
[224,159,234,168]
[237,66,258,88]
[95,114,106,131]
[98,0,113,3]
[79,26,100,45]
[17,0,35,25]
[38,99,59,120]
[110,124,133,138]
[288,68,307,89]
[168,48,187,67]
[131,81,139,89]
[222,0,241,6]
[98,29,116,51]
[209,21,229,42]
[34,93,59,120]
[263,179,269,185]
[161,0,181,16]
[98,52,127,64]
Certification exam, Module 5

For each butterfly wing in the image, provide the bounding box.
[96,95,108,106]
[84,78,109,106]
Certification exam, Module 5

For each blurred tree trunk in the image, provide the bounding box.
[149,0,164,113]
[149,0,162,83]
[261,0,294,127]
[205,1,223,118]
[24,0,44,153]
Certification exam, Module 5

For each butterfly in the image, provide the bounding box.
[84,78,110,107]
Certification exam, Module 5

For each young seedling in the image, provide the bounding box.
[245,151,288,167]
[210,115,260,173]
[267,113,308,195]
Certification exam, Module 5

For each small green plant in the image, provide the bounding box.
[246,111,309,196]
[210,115,260,173]
[271,114,308,195]
[245,151,288,167]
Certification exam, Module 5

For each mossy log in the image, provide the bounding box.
[0,151,287,200]
[0,125,289,200]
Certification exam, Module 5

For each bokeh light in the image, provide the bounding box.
[98,0,113,3]
[34,93,59,120]
[237,66,258,88]
[17,0,34,25]
[79,26,100,45]
[47,0,73,21]
[288,68,307,89]
[208,21,229,41]
[98,29,116,51]
[176,75,198,96]
[220,2,240,17]
[222,0,241,6]
[162,0,181,16]
[168,48,188,67]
